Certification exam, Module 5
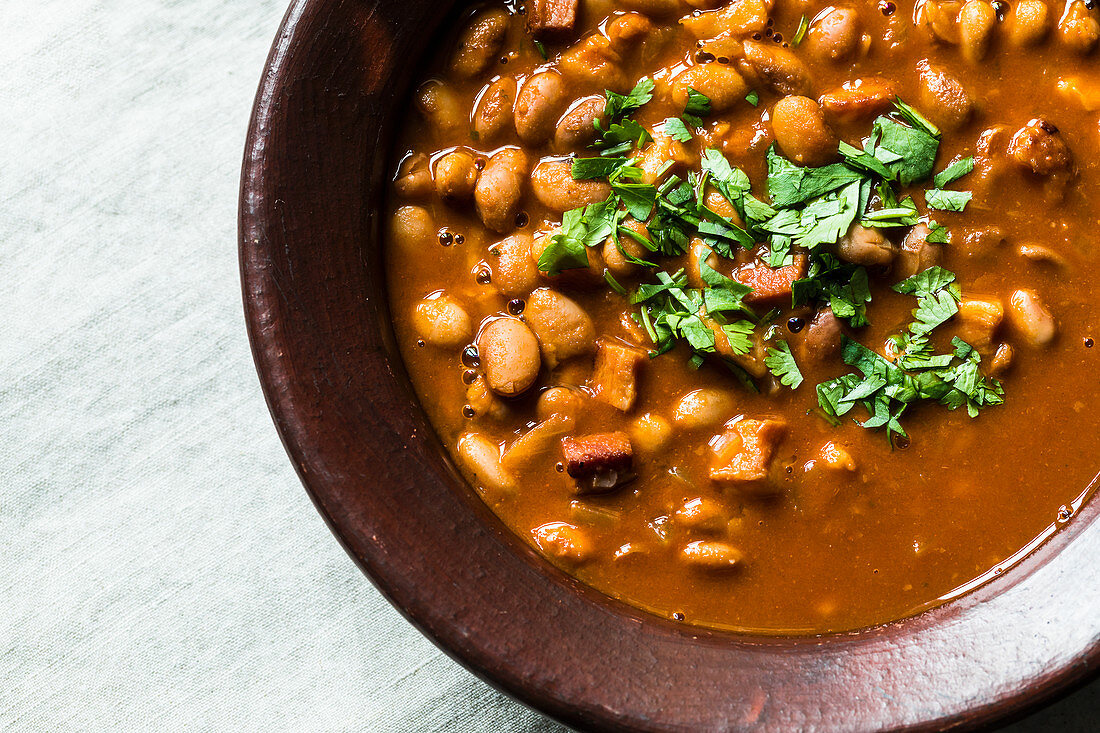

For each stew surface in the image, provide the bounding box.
[384,0,1100,633]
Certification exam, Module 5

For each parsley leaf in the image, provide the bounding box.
[745,90,760,107]
[766,146,864,207]
[537,199,617,275]
[683,88,711,126]
[925,189,972,212]
[791,15,809,46]
[572,156,627,180]
[604,77,655,121]
[663,117,693,142]
[765,340,804,388]
[933,157,975,188]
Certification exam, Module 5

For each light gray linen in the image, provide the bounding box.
[0,0,1092,730]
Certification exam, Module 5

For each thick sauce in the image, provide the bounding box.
[384,0,1100,633]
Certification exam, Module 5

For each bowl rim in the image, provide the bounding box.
[239,0,1100,729]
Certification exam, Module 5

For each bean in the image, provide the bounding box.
[477,317,542,396]
[1008,118,1072,176]
[917,60,972,132]
[636,130,696,184]
[1005,0,1051,46]
[500,414,575,472]
[798,308,843,364]
[531,158,612,213]
[473,76,517,143]
[529,230,607,287]
[896,223,942,279]
[740,40,813,96]
[835,224,896,266]
[681,540,744,571]
[457,433,516,494]
[617,0,686,17]
[956,298,1004,353]
[819,78,896,127]
[415,80,465,137]
[919,0,964,43]
[605,12,654,52]
[465,374,507,421]
[682,0,769,38]
[532,522,593,565]
[475,148,529,233]
[990,342,1015,375]
[1058,0,1100,54]
[450,9,510,78]
[1055,75,1100,112]
[554,95,606,152]
[602,219,650,277]
[389,205,435,255]
[771,95,838,167]
[536,386,587,422]
[629,412,672,454]
[672,388,734,430]
[525,288,596,368]
[1008,289,1057,346]
[959,0,997,62]
[393,153,432,198]
[434,150,478,202]
[413,294,472,348]
[490,234,540,297]
[558,34,628,91]
[673,497,728,534]
[515,71,570,144]
[669,64,749,113]
[804,7,868,63]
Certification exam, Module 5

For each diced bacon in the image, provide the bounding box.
[709,417,787,490]
[525,0,579,41]
[591,339,647,411]
[560,432,634,494]
[734,254,806,305]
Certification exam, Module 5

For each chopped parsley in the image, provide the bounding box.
[925,188,972,212]
[791,15,809,46]
[765,340,804,388]
[603,77,654,121]
[745,90,760,107]
[662,117,694,142]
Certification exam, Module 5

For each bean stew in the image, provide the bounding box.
[384,0,1100,633]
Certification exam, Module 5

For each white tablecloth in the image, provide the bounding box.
[0,0,1094,729]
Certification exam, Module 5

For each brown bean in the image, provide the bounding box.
[798,308,843,364]
[515,71,570,144]
[602,219,650,277]
[525,288,596,368]
[1007,289,1057,346]
[819,78,896,127]
[617,0,687,17]
[536,386,587,422]
[673,497,729,534]
[415,80,465,137]
[1008,118,1073,176]
[554,95,606,152]
[389,205,435,255]
[477,317,542,396]
[557,34,628,91]
[531,158,612,213]
[896,223,943,279]
[672,388,734,430]
[629,412,672,453]
[835,224,896,266]
[475,148,529,233]
[1058,0,1100,54]
[605,12,654,52]
[532,522,593,564]
[393,153,433,198]
[958,0,997,62]
[457,433,516,494]
[412,294,472,348]
[450,9,510,78]
[473,76,517,143]
[804,7,868,63]
[669,64,749,113]
[434,150,478,202]
[490,234,540,297]
[917,60,973,132]
[682,0,769,37]
[770,95,838,167]
[740,40,813,96]
[956,298,1004,353]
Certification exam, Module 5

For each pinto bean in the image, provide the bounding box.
[804,7,868,63]
[636,130,696,184]
[798,308,843,364]
[416,80,465,137]
[389,205,435,255]
[602,219,651,277]
[532,522,593,564]
[473,76,517,143]
[673,497,729,534]
[394,153,432,198]
[515,71,570,145]
[956,298,1004,353]
[1007,289,1057,346]
[477,317,542,396]
[434,150,478,202]
[682,0,769,37]
[525,288,597,368]
[558,34,628,91]
[1058,0,1100,54]
[490,233,540,297]
[673,388,735,430]
[531,158,612,213]
[681,540,744,571]
[958,0,997,62]
[917,60,973,132]
[771,96,838,167]
[669,64,749,113]
[919,0,964,43]
[457,432,516,494]
[740,40,813,97]
[554,95,606,152]
[450,9,509,78]
[896,223,943,279]
[537,386,587,422]
[1008,118,1073,176]
[605,12,654,52]
[413,294,472,348]
[834,225,896,266]
[1005,0,1051,46]
[475,148,529,233]
[501,414,575,472]
[1055,75,1100,112]
[819,78,896,127]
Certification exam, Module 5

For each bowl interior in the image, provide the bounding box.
[240,0,1100,729]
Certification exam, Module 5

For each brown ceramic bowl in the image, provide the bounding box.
[239,1,1100,729]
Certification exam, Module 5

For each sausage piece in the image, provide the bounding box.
[591,339,647,411]
[526,0,579,41]
[709,417,787,492]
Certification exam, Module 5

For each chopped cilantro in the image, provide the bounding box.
[926,221,950,243]
[537,199,617,275]
[745,90,760,107]
[925,189,972,212]
[933,157,975,188]
[604,269,627,295]
[663,117,693,142]
[765,340,804,388]
[604,77,654,121]
[766,146,865,207]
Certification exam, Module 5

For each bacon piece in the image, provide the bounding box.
[560,432,634,494]
[591,339,647,412]
[734,254,806,305]
[709,418,787,491]
[526,0,579,42]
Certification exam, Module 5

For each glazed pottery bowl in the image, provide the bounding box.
[239,1,1100,729]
